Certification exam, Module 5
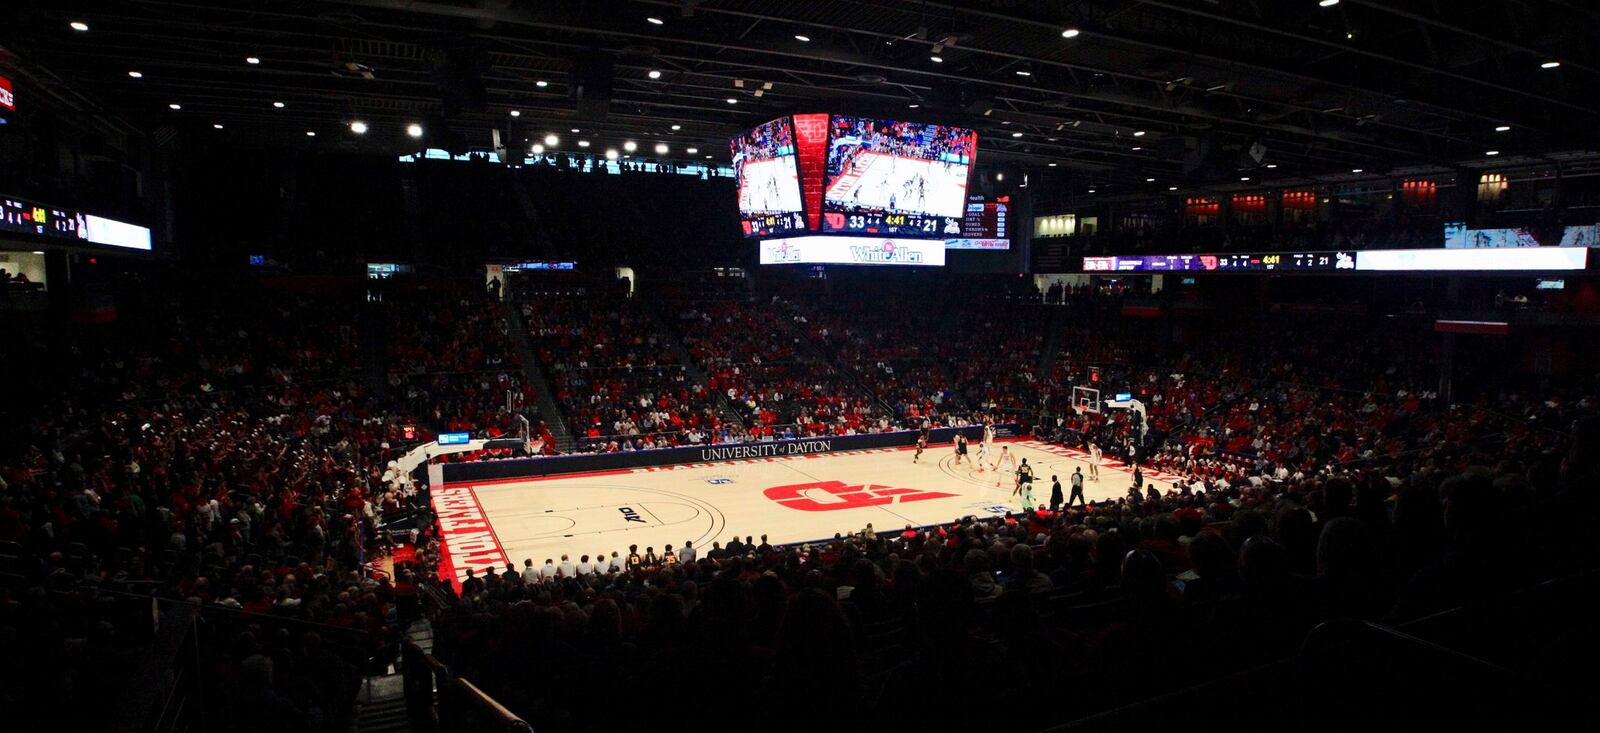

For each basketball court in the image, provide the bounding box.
[431,439,1181,585]
[824,151,970,218]
[736,156,803,213]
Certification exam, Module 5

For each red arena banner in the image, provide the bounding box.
[0,75,13,112]
[792,113,829,232]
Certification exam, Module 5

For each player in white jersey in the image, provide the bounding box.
[991,445,1017,486]
[982,422,996,450]
[973,435,990,470]
[1087,442,1101,482]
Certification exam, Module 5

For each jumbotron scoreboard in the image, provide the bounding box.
[734,113,991,266]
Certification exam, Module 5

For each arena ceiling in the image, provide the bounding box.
[6,0,1598,192]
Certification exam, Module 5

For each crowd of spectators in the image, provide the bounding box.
[521,283,727,452]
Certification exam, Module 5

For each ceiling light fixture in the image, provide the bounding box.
[273,101,285,108]
[70,21,89,31]
[624,141,638,152]
[655,143,669,154]
[531,144,545,154]
[1146,177,1155,182]
[168,103,182,110]
[1012,131,1023,138]
[246,56,261,65]
[1266,163,1278,169]
[648,69,662,79]
[605,149,619,160]
[306,131,316,137]
[1240,176,1251,181]
[407,123,424,138]
[726,97,738,104]
[509,110,521,117]
[1016,69,1032,76]
[1351,168,1364,173]
[671,124,681,130]
[646,17,664,25]
[687,147,698,154]
[795,34,811,42]
[1486,150,1500,156]
[1319,0,1341,7]
[578,140,590,147]
[1541,61,1561,69]
[1169,186,1178,191]
[1061,28,1080,38]
[930,55,943,63]
[536,80,549,87]
[128,70,142,78]
[544,134,559,146]
[213,123,224,129]
[1495,125,1511,132]
[908,103,920,108]
[350,120,368,134]
[1133,130,1146,136]
[571,128,580,133]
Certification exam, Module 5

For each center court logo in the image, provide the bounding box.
[764,480,956,512]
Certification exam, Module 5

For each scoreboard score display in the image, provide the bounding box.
[1083,251,1355,272]
[947,194,1010,249]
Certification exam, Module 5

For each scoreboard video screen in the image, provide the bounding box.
[821,115,977,236]
[1083,251,1355,272]
[731,116,806,237]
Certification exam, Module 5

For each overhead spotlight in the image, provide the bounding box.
[624,140,638,152]
[168,103,182,110]
[213,123,224,129]
[1061,28,1080,38]
[1012,131,1023,138]
[1146,177,1155,182]
[578,140,590,147]
[1132,146,1142,151]
[1015,67,1032,77]
[531,144,545,154]
[1266,163,1278,169]
[536,80,549,87]
[1169,186,1178,191]
[509,110,521,117]
[350,120,368,134]
[705,155,712,159]
[246,56,261,65]
[1351,168,1364,173]
[407,123,423,138]
[1541,61,1561,69]
[1319,0,1340,6]
[69,21,89,31]
[687,147,698,154]
[306,130,316,136]
[571,128,580,133]
[726,97,738,104]
[908,103,920,108]
[1048,162,1058,167]
[794,34,811,42]
[1495,125,1511,132]
[605,148,619,160]
[930,54,946,63]
[1240,176,1251,181]
[671,124,681,130]
[648,69,662,79]
[1486,150,1500,156]
[655,143,669,154]
[996,173,1003,181]
[1133,130,1146,136]
[544,134,559,146]
[1346,32,1354,39]
[273,101,285,108]
[128,70,143,78]
[646,16,664,25]
[1088,189,1096,194]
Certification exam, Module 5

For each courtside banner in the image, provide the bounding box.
[439,423,1018,483]
[759,236,946,266]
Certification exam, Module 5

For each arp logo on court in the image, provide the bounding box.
[764,480,957,512]
[618,506,648,524]
[705,477,735,485]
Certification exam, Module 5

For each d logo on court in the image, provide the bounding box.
[764,480,957,512]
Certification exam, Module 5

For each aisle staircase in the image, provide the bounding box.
[501,298,575,451]
[351,621,435,733]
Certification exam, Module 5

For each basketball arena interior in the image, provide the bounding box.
[3,1,1600,731]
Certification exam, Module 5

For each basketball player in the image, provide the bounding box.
[625,544,643,571]
[992,445,1017,486]
[982,420,996,452]
[954,433,969,465]
[913,427,929,463]
[1012,458,1036,511]
[1087,442,1102,482]
[974,432,990,470]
